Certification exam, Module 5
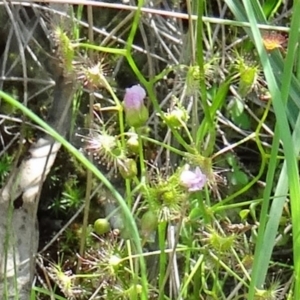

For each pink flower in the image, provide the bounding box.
[123,85,148,128]
[180,167,207,192]
[123,85,146,112]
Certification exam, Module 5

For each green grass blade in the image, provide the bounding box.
[242,1,300,298]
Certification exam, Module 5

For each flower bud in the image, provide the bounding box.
[108,255,122,268]
[164,107,188,128]
[126,134,140,154]
[123,85,148,128]
[126,284,143,297]
[118,158,137,179]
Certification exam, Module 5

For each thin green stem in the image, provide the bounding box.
[138,132,146,185]
[196,0,214,155]
[72,43,127,55]
[126,0,144,52]
[158,221,167,300]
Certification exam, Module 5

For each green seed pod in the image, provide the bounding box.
[118,158,138,179]
[94,218,110,235]
[141,210,158,235]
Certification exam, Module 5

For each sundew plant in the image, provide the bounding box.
[0,0,300,299]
